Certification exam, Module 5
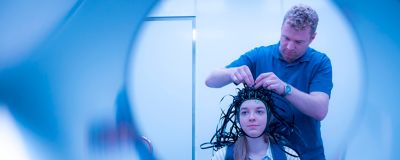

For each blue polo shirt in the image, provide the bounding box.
[226,42,333,160]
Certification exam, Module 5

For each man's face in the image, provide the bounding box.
[279,21,316,63]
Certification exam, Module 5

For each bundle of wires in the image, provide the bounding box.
[200,86,304,157]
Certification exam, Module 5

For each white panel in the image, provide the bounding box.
[129,20,193,159]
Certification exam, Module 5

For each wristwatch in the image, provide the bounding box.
[282,83,292,97]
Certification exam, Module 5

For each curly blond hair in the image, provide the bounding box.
[283,4,319,34]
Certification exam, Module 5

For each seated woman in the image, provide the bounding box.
[201,86,301,160]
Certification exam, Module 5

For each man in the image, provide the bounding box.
[205,4,333,160]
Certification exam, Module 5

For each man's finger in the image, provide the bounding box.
[242,67,254,86]
[255,73,269,84]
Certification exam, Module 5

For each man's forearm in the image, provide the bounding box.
[285,87,329,121]
[205,68,232,88]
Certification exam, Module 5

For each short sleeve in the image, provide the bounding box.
[310,54,333,97]
[226,47,261,69]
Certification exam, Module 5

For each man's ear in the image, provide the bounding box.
[310,32,317,42]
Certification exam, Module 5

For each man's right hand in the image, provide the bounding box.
[228,65,254,86]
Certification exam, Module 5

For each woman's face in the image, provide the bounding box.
[239,99,268,137]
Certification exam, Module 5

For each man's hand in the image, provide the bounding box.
[254,72,285,95]
[229,65,254,86]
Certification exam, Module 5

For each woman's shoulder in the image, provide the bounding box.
[211,146,227,160]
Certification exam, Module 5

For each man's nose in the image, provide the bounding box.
[287,41,295,50]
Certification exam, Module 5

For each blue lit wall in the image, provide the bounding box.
[0,0,158,159]
[334,0,400,159]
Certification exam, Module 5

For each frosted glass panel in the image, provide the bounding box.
[129,20,193,159]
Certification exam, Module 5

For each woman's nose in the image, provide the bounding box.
[249,113,256,121]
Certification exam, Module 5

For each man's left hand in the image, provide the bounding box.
[254,72,285,95]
